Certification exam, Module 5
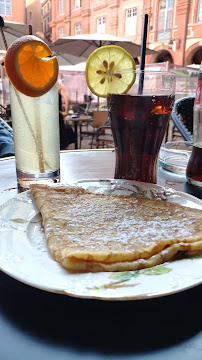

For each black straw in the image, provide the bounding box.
[138,14,148,95]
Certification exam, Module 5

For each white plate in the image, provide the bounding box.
[0,179,202,301]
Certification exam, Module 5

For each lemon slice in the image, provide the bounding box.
[85,45,136,98]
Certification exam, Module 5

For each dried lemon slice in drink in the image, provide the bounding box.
[85,45,136,98]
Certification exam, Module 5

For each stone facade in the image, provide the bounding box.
[1,0,42,36]
[1,0,26,23]
[41,0,52,41]
[144,0,202,65]
[25,0,42,35]
[50,0,144,46]
[2,0,202,66]
[49,0,202,66]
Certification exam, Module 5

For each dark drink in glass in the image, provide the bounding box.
[108,94,175,183]
[186,64,202,188]
[186,145,202,187]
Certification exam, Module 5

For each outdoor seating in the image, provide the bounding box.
[96,125,114,148]
[79,110,108,148]
[171,97,194,142]
[83,94,93,115]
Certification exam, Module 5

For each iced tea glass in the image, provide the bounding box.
[9,83,60,189]
[108,71,176,183]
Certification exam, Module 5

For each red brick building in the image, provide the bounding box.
[26,0,42,35]
[0,0,42,36]
[49,0,202,66]
[0,0,26,23]
[50,0,144,46]
[41,0,52,41]
[144,0,202,65]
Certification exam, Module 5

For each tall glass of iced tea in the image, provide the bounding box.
[108,71,176,183]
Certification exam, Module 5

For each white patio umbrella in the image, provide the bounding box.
[51,33,157,59]
[0,21,85,65]
[0,21,31,49]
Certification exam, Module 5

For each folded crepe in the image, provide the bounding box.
[30,184,202,272]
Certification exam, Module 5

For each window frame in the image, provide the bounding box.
[59,27,65,38]
[58,0,64,15]
[75,0,81,9]
[97,16,105,34]
[125,7,137,36]
[75,23,81,35]
[0,0,11,16]
[197,0,202,22]
[157,0,173,41]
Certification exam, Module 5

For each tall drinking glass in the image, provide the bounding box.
[108,71,176,183]
[9,83,60,189]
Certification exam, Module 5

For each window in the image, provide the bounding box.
[0,0,11,15]
[125,8,137,36]
[75,0,81,9]
[44,20,46,33]
[47,2,49,11]
[97,16,105,34]
[197,0,202,22]
[59,0,64,15]
[59,27,65,38]
[75,23,81,35]
[157,0,173,41]
[29,11,32,20]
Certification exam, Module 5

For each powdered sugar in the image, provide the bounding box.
[44,193,199,253]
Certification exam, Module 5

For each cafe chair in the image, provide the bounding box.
[71,103,86,114]
[171,96,194,142]
[79,110,108,148]
[83,94,93,115]
[96,125,114,148]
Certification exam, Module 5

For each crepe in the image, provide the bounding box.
[30,184,202,272]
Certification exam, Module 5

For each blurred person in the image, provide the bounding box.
[58,81,75,150]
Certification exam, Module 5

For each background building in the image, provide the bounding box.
[25,0,42,35]
[0,0,42,36]
[41,0,52,41]
[50,0,144,46]
[0,0,202,66]
[49,0,202,66]
[0,0,26,23]
[144,0,202,66]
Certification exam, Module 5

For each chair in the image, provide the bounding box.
[171,97,194,142]
[83,94,93,115]
[96,125,114,148]
[79,110,108,148]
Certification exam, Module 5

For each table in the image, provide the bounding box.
[64,115,92,149]
[0,149,202,360]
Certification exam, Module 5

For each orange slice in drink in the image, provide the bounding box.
[85,45,136,98]
[5,35,58,97]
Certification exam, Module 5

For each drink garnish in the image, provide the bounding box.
[85,45,136,98]
[4,35,58,97]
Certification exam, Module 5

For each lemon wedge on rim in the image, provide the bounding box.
[85,45,136,98]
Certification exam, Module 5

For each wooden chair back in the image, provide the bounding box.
[92,111,108,128]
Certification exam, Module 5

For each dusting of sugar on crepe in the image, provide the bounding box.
[30,184,202,272]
